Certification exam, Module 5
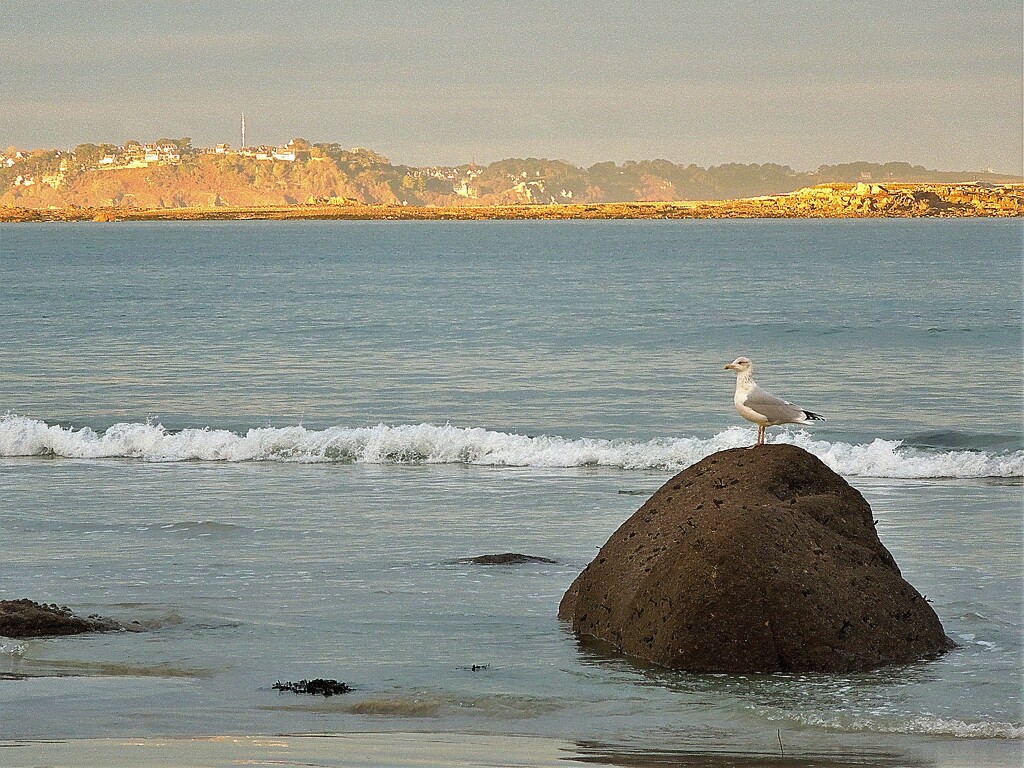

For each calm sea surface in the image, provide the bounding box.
[0,220,1021,762]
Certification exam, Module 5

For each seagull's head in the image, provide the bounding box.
[724,356,752,374]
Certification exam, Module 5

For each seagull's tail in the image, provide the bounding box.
[802,410,826,422]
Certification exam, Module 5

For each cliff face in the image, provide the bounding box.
[559,445,953,673]
[0,156,398,210]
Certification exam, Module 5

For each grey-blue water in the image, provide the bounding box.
[0,220,1021,763]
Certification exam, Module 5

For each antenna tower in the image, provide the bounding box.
[240,113,246,148]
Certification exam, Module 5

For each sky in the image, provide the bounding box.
[2,1,1021,172]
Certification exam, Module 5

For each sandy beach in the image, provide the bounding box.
[0,731,1020,768]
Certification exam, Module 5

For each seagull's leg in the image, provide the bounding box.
[758,425,765,445]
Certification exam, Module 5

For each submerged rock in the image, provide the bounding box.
[459,553,557,565]
[0,599,137,638]
[558,445,953,673]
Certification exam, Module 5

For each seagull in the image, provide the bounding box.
[724,357,825,445]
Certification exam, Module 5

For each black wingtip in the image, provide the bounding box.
[804,410,826,421]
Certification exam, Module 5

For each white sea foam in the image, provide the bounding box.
[1,415,1021,479]
[761,708,1024,739]
[0,642,26,657]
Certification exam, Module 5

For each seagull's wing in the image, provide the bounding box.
[742,384,809,425]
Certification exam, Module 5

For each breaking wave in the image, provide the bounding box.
[1,415,1021,479]
[0,642,26,657]
[759,708,1023,739]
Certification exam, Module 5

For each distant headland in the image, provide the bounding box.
[4,183,1022,223]
[1,137,1020,221]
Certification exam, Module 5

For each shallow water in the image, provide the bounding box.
[0,219,1021,761]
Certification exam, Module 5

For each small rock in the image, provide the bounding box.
[0,599,135,638]
[458,553,557,565]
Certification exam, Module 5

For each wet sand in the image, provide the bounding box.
[0,732,1019,768]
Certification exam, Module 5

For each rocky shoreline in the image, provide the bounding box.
[2,183,1020,223]
[0,599,141,638]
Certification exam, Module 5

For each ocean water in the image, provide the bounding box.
[0,219,1021,763]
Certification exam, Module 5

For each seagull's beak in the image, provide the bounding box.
[724,363,737,371]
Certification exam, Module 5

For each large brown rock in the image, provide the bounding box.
[559,445,952,672]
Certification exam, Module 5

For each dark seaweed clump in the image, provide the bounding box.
[273,678,352,697]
